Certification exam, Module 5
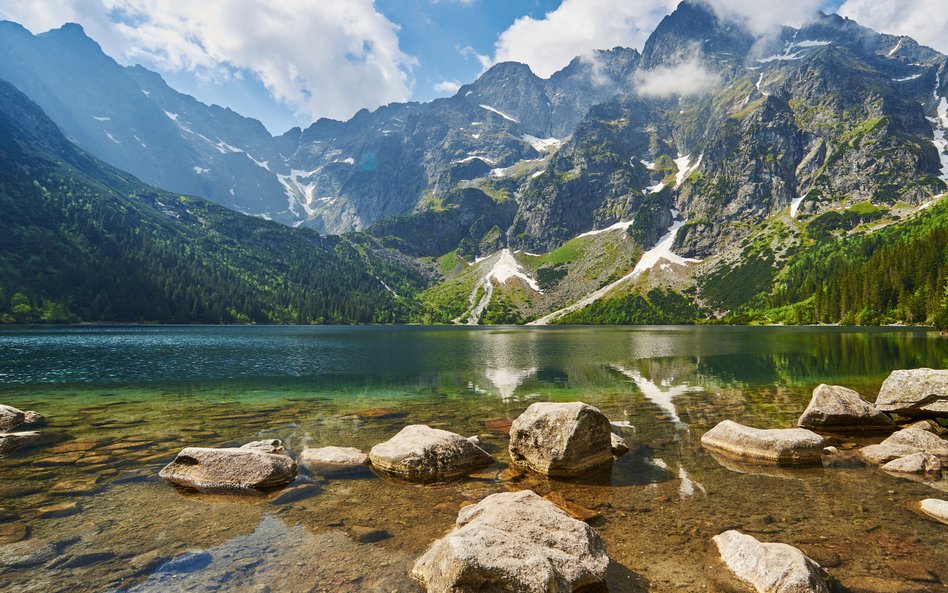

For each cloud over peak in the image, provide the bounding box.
[0,0,415,124]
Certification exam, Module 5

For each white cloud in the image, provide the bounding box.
[491,0,831,79]
[704,0,823,35]
[433,80,462,94]
[836,0,948,55]
[634,57,721,97]
[0,0,415,123]
[493,0,680,78]
[460,45,492,72]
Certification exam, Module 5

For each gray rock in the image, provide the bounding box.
[858,443,921,465]
[919,498,948,525]
[508,402,613,477]
[904,420,938,432]
[240,439,285,455]
[411,490,609,593]
[301,446,368,467]
[0,405,43,432]
[875,369,948,418]
[159,447,297,492]
[798,384,895,432]
[0,431,43,454]
[881,452,942,476]
[368,425,494,482]
[858,427,948,465]
[700,420,824,464]
[711,530,831,593]
[611,433,630,457]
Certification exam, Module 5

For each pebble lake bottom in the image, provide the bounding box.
[0,325,945,592]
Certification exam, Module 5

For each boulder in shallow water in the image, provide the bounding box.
[711,530,831,593]
[368,425,493,482]
[881,452,942,476]
[919,498,948,525]
[875,369,948,418]
[240,439,286,455]
[0,431,43,454]
[798,385,895,432]
[159,447,297,492]
[700,420,824,464]
[411,490,608,593]
[610,433,630,457]
[508,402,613,477]
[300,446,369,476]
[0,404,43,432]
[880,427,948,459]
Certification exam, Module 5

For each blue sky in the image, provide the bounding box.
[2,0,944,136]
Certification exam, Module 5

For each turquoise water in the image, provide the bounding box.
[0,326,946,592]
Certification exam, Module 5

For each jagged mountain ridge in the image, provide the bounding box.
[0,19,640,234]
[0,77,427,324]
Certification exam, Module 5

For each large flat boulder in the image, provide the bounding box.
[798,385,895,432]
[300,446,370,476]
[882,428,948,459]
[508,402,613,477]
[919,499,948,525]
[700,420,824,464]
[412,490,608,593]
[159,447,297,492]
[712,530,831,593]
[368,425,493,482]
[875,369,948,418]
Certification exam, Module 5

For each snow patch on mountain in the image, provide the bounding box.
[575,220,635,239]
[522,135,561,152]
[163,111,179,122]
[530,211,699,325]
[928,76,948,182]
[93,115,110,121]
[479,104,519,123]
[461,249,542,325]
[105,132,121,144]
[674,154,701,188]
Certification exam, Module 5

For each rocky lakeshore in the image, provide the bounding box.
[1,364,947,593]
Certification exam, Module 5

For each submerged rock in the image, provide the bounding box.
[875,369,948,418]
[508,402,613,477]
[240,439,286,455]
[159,447,297,492]
[700,420,824,464]
[711,530,831,593]
[301,446,368,467]
[411,490,608,593]
[0,431,43,454]
[798,385,895,432]
[368,425,494,482]
[0,404,43,432]
[919,498,948,525]
[859,443,922,465]
[881,452,942,476]
[610,433,630,457]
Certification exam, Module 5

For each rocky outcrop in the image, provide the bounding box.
[368,425,494,482]
[875,369,948,418]
[240,439,286,455]
[0,404,43,432]
[797,385,895,432]
[711,530,831,593]
[859,427,948,466]
[919,498,948,525]
[700,420,825,464]
[411,490,609,593]
[881,452,942,476]
[508,402,614,477]
[0,431,43,454]
[158,447,298,492]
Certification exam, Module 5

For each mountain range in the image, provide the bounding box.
[1,0,946,327]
